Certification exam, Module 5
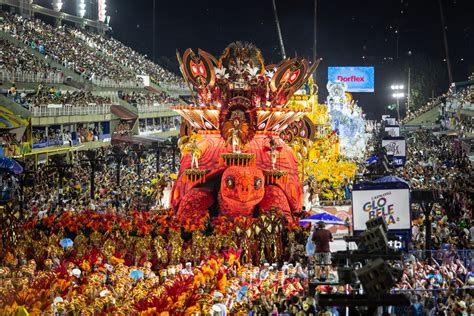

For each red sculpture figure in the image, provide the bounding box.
[172,42,320,227]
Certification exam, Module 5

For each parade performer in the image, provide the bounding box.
[189,138,201,168]
[224,112,246,153]
[266,135,281,170]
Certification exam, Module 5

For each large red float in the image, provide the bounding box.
[171,42,320,227]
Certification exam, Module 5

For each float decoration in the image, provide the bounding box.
[280,77,361,204]
[172,42,321,225]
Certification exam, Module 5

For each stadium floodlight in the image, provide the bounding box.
[389,83,405,121]
[53,0,63,12]
[78,0,86,18]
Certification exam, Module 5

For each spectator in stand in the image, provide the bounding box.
[121,91,180,106]
[0,40,61,76]
[20,89,111,108]
[1,12,186,89]
[393,130,473,252]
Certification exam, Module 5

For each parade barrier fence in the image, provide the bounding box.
[0,70,64,84]
[32,133,110,149]
[137,103,174,113]
[91,78,144,89]
[157,82,188,91]
[29,104,111,117]
[315,200,352,206]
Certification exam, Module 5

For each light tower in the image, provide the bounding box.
[390,84,405,122]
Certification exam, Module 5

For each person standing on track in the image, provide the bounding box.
[312,220,333,280]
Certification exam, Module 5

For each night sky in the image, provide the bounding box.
[36,0,474,118]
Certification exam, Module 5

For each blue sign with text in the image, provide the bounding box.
[328,67,375,92]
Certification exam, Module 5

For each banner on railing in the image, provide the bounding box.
[137,75,150,86]
[47,104,63,108]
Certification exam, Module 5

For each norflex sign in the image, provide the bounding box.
[328,67,375,92]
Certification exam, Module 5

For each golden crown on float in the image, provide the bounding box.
[173,42,320,134]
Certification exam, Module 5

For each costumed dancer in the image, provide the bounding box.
[229,118,242,153]
[223,111,248,154]
[189,138,201,169]
[161,177,172,209]
[266,135,280,170]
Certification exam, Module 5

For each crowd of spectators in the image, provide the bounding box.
[70,29,185,87]
[1,12,185,89]
[397,130,473,253]
[0,39,60,75]
[1,13,140,84]
[402,72,473,126]
[32,125,105,146]
[24,146,177,219]
[28,88,111,107]
[138,117,178,134]
[7,84,112,108]
[120,91,180,106]
[114,122,132,136]
[392,255,473,315]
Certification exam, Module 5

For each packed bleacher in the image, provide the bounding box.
[0,39,59,75]
[1,13,142,84]
[402,72,474,127]
[27,87,111,107]
[1,12,185,89]
[70,29,185,88]
[120,90,179,106]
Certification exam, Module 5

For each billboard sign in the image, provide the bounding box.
[352,188,410,231]
[328,67,375,92]
[382,136,406,166]
[384,125,400,137]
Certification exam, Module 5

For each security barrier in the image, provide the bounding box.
[0,70,64,84]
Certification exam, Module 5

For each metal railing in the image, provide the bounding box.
[312,200,352,207]
[139,126,177,135]
[0,70,64,84]
[157,82,188,91]
[91,78,144,89]
[29,104,111,117]
[137,103,174,113]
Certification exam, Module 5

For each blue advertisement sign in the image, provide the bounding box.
[328,67,375,92]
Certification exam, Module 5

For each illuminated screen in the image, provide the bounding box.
[328,67,375,92]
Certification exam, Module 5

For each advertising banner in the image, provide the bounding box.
[352,188,410,231]
[384,125,400,137]
[328,67,375,92]
[382,136,406,166]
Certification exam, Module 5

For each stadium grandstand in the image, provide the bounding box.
[0,1,189,161]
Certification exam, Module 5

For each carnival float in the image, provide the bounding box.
[0,42,368,314]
